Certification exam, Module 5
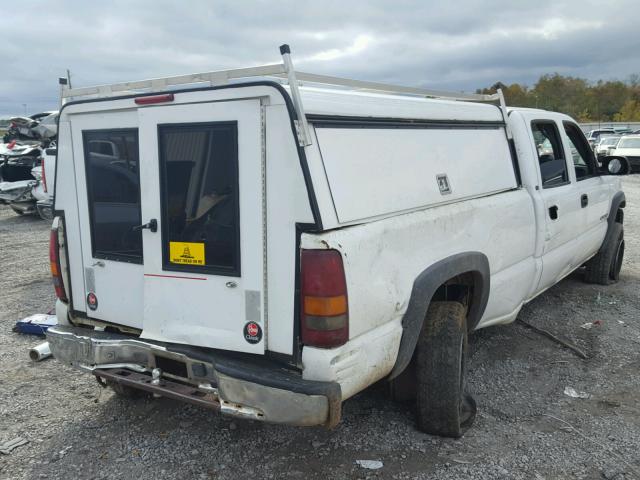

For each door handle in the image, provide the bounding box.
[134,218,157,232]
[581,194,589,208]
[548,205,558,220]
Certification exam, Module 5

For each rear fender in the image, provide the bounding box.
[598,191,626,254]
[388,252,490,379]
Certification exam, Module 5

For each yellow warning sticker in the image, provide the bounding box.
[169,242,205,266]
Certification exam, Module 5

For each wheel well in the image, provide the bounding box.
[389,253,490,380]
[390,272,477,397]
[431,272,475,314]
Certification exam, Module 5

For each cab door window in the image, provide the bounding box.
[531,121,568,188]
[563,122,596,180]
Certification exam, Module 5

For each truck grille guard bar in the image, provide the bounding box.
[59,44,510,145]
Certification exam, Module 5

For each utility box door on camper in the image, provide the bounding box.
[138,100,265,354]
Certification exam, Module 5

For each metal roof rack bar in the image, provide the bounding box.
[61,63,287,99]
[60,44,508,146]
[277,71,501,102]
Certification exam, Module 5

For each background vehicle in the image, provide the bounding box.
[586,128,615,148]
[3,111,57,143]
[0,142,41,215]
[613,135,640,172]
[595,135,621,157]
[33,147,56,219]
[0,110,59,218]
[46,45,628,438]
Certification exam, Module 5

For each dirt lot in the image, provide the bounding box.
[1,177,639,480]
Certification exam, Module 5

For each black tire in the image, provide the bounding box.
[415,301,476,438]
[9,205,25,216]
[584,223,624,285]
[388,359,416,403]
[106,380,149,399]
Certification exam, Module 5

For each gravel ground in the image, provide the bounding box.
[1,177,639,480]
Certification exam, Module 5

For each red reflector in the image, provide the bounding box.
[301,249,348,348]
[134,93,175,105]
[42,156,47,193]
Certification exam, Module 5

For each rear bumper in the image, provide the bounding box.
[36,200,53,219]
[46,325,341,427]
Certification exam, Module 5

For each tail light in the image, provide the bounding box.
[301,249,348,348]
[49,219,68,302]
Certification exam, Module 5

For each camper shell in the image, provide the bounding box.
[47,45,627,435]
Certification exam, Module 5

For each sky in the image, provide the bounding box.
[1,0,639,115]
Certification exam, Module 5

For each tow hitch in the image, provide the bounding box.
[94,368,221,411]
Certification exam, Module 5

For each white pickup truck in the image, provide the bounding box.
[47,45,629,438]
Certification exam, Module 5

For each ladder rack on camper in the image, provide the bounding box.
[59,44,510,146]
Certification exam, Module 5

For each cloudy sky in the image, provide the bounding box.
[1,0,639,115]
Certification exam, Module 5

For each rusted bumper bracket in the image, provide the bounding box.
[94,368,221,410]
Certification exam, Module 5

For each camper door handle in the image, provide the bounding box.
[134,218,157,233]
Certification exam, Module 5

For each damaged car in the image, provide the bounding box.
[3,111,57,144]
[0,141,43,216]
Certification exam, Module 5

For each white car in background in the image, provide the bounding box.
[595,135,621,157]
[33,146,57,219]
[613,135,640,173]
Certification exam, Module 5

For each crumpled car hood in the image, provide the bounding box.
[0,180,36,203]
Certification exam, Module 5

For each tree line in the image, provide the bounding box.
[477,74,640,122]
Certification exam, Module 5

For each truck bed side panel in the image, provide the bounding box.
[301,189,536,340]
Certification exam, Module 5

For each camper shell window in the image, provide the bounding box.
[158,122,241,276]
[82,129,143,263]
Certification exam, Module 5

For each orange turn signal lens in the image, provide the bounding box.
[303,295,347,316]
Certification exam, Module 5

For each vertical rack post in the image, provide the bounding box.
[58,72,71,109]
[496,88,512,140]
[280,44,312,146]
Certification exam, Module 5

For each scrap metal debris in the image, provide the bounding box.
[29,341,52,362]
[517,318,588,359]
[0,437,29,455]
[356,460,384,470]
[563,387,591,399]
[13,313,57,336]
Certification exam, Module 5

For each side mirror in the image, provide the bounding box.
[599,156,630,176]
[45,148,57,156]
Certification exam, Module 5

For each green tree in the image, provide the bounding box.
[613,99,640,121]
[475,73,640,121]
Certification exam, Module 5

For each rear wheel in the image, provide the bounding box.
[415,301,476,438]
[584,223,624,285]
[9,205,25,216]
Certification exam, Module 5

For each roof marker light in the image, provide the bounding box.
[134,93,175,105]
